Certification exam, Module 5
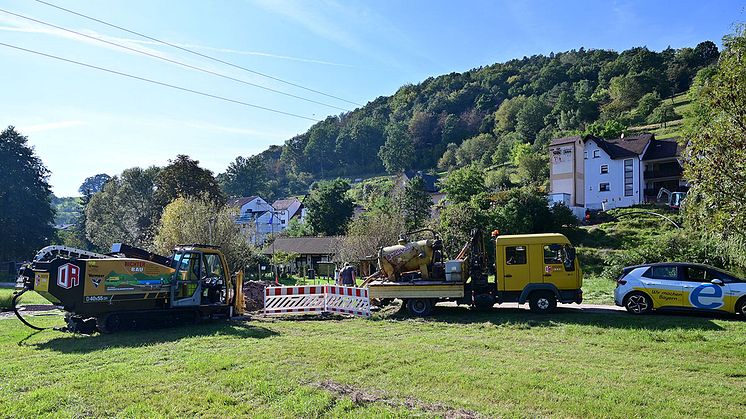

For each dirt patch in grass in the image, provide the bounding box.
[0,304,57,318]
[313,379,483,418]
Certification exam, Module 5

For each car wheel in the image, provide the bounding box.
[528,292,557,313]
[737,297,746,319]
[624,292,652,315]
[406,298,434,317]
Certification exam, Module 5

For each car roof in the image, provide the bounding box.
[624,262,739,277]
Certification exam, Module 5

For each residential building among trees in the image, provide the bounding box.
[549,133,686,216]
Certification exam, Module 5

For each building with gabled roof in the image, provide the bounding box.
[549,133,686,216]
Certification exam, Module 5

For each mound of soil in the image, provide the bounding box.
[242,281,267,312]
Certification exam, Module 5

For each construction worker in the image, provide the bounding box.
[339,262,356,286]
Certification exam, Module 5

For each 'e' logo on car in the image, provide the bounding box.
[689,284,723,309]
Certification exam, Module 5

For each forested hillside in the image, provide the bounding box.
[219,42,719,200]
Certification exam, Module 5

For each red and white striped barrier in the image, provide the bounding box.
[263,284,370,317]
[263,285,326,315]
[324,285,370,317]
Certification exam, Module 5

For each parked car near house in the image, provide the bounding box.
[614,262,746,317]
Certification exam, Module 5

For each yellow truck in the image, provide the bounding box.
[367,231,582,316]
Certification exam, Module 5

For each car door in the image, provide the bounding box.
[500,245,530,292]
[639,265,682,308]
[541,244,575,289]
[681,266,726,311]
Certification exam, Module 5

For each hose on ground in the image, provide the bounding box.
[12,288,62,332]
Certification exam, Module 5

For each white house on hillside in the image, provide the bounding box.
[228,196,307,244]
[228,196,278,244]
[272,198,305,228]
[549,133,686,217]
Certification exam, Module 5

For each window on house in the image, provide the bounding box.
[583,151,588,159]
[593,150,600,158]
[599,183,610,192]
[600,164,608,174]
[624,159,633,197]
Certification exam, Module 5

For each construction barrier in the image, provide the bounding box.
[324,285,370,317]
[263,285,326,315]
[263,284,370,317]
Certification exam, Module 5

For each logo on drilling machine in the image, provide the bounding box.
[57,263,80,289]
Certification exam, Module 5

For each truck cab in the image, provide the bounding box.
[495,233,582,312]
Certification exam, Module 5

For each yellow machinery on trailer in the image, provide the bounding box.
[366,230,582,316]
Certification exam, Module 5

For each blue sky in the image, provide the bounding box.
[1,0,743,196]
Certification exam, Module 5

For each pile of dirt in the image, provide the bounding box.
[242,280,267,312]
[313,380,481,418]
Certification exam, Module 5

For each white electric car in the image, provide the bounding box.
[614,262,746,316]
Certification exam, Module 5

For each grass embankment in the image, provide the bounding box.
[1,307,744,417]
[629,92,692,139]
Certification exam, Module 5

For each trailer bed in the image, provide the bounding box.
[367,280,465,299]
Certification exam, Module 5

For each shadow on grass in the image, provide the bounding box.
[376,304,733,331]
[30,321,277,354]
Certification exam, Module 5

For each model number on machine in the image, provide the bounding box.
[85,295,113,303]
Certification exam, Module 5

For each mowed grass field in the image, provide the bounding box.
[1,303,745,418]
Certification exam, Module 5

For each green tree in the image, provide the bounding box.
[608,74,646,111]
[153,197,259,271]
[440,165,488,204]
[0,126,55,260]
[218,155,268,198]
[585,119,626,139]
[395,176,432,231]
[155,155,225,207]
[305,179,355,235]
[455,133,497,167]
[493,95,528,134]
[86,167,161,249]
[340,209,406,266]
[437,142,459,170]
[515,148,550,186]
[634,92,661,123]
[491,187,576,235]
[515,96,551,141]
[437,201,487,256]
[683,26,746,270]
[284,218,314,237]
[64,191,95,250]
[378,122,415,173]
[78,173,111,195]
[646,102,679,127]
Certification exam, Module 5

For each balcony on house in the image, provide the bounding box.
[643,161,683,180]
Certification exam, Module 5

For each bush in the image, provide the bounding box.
[601,230,725,279]
[0,294,13,311]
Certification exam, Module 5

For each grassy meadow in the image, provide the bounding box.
[1,304,744,418]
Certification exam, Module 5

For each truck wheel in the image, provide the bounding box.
[528,292,557,313]
[473,293,495,310]
[406,298,434,317]
[624,292,652,315]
